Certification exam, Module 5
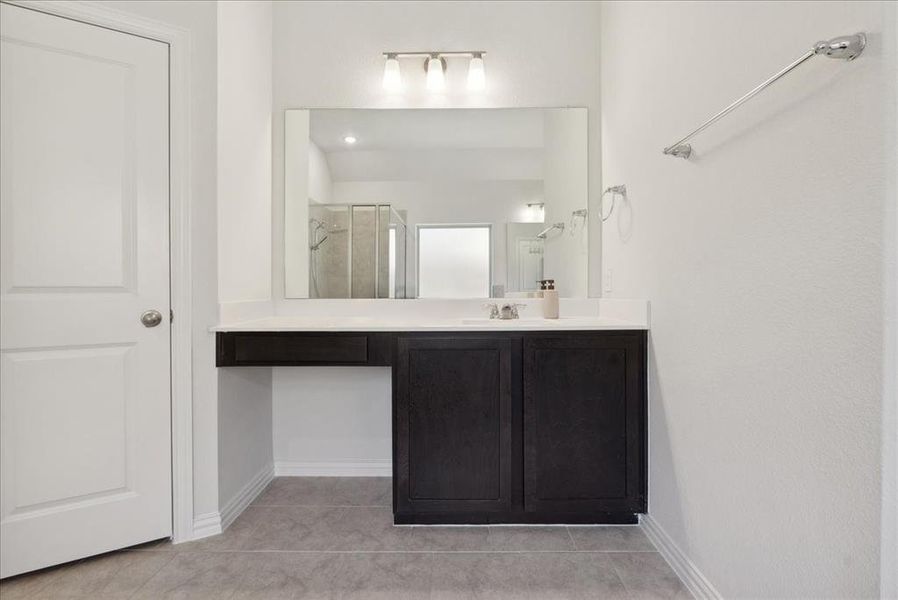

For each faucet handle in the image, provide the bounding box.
[498,302,527,319]
[482,303,499,319]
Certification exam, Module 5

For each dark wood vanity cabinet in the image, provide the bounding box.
[393,331,646,524]
[216,331,392,366]
[217,328,646,523]
[522,334,646,518]
[393,336,514,520]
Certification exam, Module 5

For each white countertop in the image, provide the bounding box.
[212,315,648,332]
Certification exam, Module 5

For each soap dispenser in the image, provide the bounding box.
[539,279,559,319]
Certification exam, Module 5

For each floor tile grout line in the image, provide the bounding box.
[427,551,437,600]
[123,551,177,600]
[606,554,638,599]
[565,526,578,550]
[0,562,62,597]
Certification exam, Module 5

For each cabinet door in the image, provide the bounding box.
[523,333,646,515]
[394,336,513,519]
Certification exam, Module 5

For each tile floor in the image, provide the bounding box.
[0,477,690,599]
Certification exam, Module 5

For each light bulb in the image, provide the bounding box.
[382,54,402,92]
[467,53,486,91]
[343,135,357,145]
[527,203,545,222]
[425,55,445,92]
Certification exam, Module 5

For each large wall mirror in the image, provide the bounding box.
[285,108,588,299]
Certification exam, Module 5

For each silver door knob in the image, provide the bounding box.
[140,309,163,328]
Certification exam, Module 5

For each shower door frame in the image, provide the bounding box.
[313,203,405,299]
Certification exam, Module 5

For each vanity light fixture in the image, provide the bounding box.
[467,52,486,91]
[343,135,357,145]
[382,53,402,92]
[425,54,446,92]
[381,51,486,93]
[526,202,545,221]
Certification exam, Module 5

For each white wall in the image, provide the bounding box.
[217,0,272,303]
[284,110,310,297]
[273,368,392,474]
[215,0,273,519]
[881,5,898,596]
[325,148,543,183]
[218,367,272,511]
[600,1,894,597]
[94,0,221,523]
[542,109,588,297]
[271,1,602,472]
[308,141,333,205]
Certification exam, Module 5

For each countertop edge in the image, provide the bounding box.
[211,319,649,333]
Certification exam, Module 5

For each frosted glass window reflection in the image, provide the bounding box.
[417,226,491,298]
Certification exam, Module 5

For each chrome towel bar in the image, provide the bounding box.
[663,33,866,159]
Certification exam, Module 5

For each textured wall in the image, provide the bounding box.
[542,109,589,297]
[273,367,392,472]
[217,0,272,303]
[600,1,893,596]
[217,367,272,510]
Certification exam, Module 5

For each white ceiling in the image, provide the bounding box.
[309,108,546,152]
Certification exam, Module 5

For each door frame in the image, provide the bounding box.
[2,0,195,543]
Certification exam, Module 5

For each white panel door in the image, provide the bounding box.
[0,4,171,578]
[517,239,544,292]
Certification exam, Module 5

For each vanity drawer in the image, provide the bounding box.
[216,332,391,366]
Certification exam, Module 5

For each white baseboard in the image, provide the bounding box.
[220,463,275,530]
[191,512,222,541]
[275,459,391,477]
[640,514,722,600]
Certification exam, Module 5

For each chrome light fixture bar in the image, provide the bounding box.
[662,33,866,159]
[382,51,487,92]
[383,50,487,58]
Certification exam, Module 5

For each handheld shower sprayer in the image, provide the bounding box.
[536,222,565,239]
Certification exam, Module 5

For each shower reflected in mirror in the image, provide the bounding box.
[308,203,406,299]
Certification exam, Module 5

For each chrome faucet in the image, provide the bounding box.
[483,302,526,320]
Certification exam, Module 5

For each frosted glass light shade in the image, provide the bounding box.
[467,55,486,91]
[382,55,402,92]
[527,203,544,222]
[425,55,445,92]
